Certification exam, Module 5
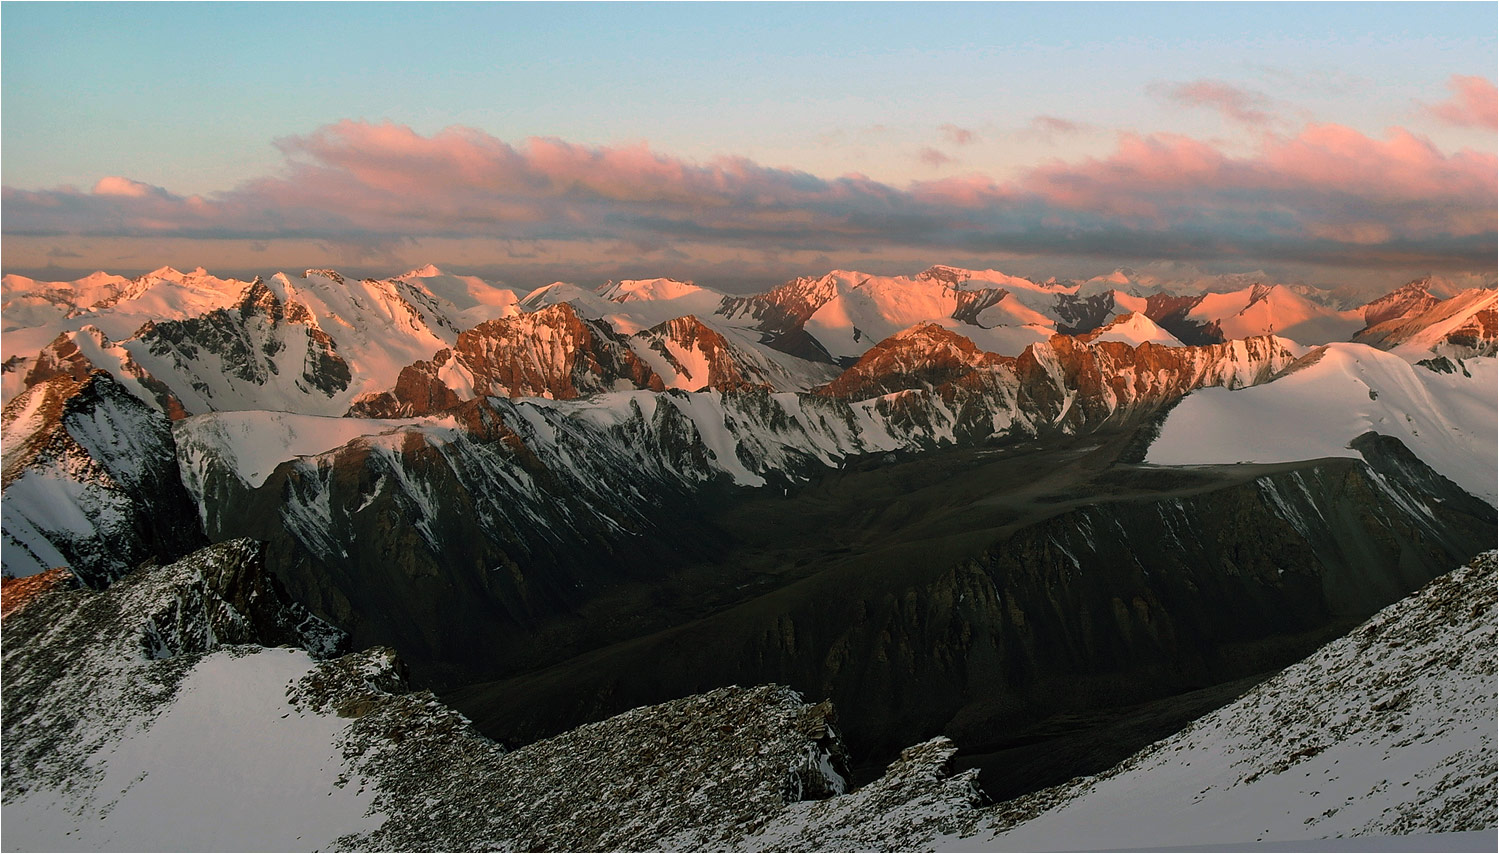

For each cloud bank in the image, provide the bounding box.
[4,106,1494,275]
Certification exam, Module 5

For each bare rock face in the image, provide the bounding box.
[346,349,465,418]
[1053,290,1122,334]
[1,371,206,584]
[1359,278,1441,329]
[351,303,666,415]
[717,274,842,362]
[817,323,1014,399]
[0,567,75,619]
[458,303,665,399]
[819,325,1298,438]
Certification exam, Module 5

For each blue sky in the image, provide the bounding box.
[3,2,1495,289]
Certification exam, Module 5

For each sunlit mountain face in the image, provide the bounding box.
[2,3,1495,851]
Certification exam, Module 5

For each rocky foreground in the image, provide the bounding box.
[1,541,1493,851]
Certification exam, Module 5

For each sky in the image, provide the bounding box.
[2,1,1495,293]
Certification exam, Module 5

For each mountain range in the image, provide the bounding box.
[1,261,1494,850]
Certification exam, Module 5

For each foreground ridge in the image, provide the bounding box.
[3,543,1493,850]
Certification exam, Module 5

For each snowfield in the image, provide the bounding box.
[2,648,382,852]
[1147,345,1497,505]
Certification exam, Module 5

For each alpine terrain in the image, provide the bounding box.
[2,263,1495,850]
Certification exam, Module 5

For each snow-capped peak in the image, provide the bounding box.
[597,277,705,303]
[1083,312,1185,347]
[400,264,445,279]
[140,265,185,282]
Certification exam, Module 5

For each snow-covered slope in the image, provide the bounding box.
[395,264,523,329]
[175,411,460,490]
[7,263,1413,415]
[1188,283,1365,344]
[0,540,364,852]
[1146,344,1497,505]
[523,277,730,336]
[796,269,1059,362]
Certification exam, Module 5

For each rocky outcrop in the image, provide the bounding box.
[455,302,664,399]
[716,274,841,362]
[819,327,1297,437]
[1,548,852,850]
[346,349,466,418]
[1053,290,1121,334]
[0,567,75,619]
[1,372,206,584]
[23,328,187,418]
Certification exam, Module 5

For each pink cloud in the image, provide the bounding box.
[3,118,1493,272]
[1423,75,1497,130]
[938,124,977,145]
[1153,79,1275,126]
[92,176,168,198]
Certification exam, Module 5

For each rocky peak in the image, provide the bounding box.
[634,315,767,392]
[346,348,464,418]
[456,302,665,400]
[22,330,104,389]
[818,324,1013,399]
[1359,278,1441,329]
[304,268,346,286]
[917,265,973,287]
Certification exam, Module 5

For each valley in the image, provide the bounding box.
[442,425,1493,790]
